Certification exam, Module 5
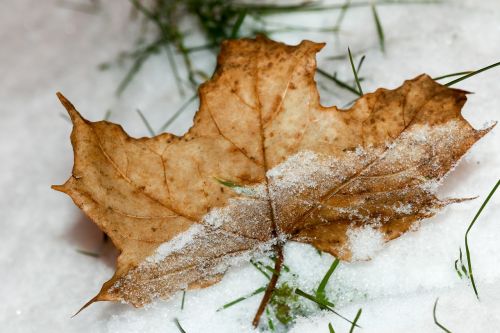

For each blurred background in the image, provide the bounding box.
[1,1,499,332]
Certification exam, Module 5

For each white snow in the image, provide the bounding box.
[1,0,500,332]
[347,226,386,261]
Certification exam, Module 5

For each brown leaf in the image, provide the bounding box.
[53,36,491,308]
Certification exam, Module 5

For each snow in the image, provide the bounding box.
[146,224,204,264]
[347,226,385,261]
[1,0,500,332]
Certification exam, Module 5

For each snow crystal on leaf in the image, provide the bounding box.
[146,224,205,264]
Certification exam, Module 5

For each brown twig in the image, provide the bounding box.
[252,243,283,327]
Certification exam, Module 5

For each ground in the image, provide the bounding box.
[1,1,499,332]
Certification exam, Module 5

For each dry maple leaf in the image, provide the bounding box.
[53,36,491,323]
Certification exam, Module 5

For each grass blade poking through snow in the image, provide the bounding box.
[433,298,452,333]
[454,248,469,279]
[266,307,276,332]
[349,309,362,333]
[371,4,385,52]
[348,47,363,95]
[181,290,186,310]
[433,71,473,81]
[356,55,366,74]
[445,61,500,87]
[230,10,247,38]
[217,286,266,311]
[457,180,500,299]
[317,68,362,96]
[174,318,187,333]
[250,259,272,280]
[328,322,336,333]
[136,109,156,136]
[315,258,340,308]
[157,95,197,133]
[295,289,358,327]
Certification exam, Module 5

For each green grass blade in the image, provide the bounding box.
[262,263,279,275]
[348,47,363,95]
[231,10,247,38]
[103,109,112,121]
[174,318,187,333]
[181,290,186,310]
[328,322,336,333]
[115,35,163,97]
[464,180,500,299]
[217,286,266,311]
[445,61,500,87]
[116,55,148,96]
[356,55,366,74]
[433,298,452,333]
[250,260,271,280]
[349,308,362,333]
[454,258,463,279]
[295,289,359,327]
[334,0,351,30]
[371,4,385,52]
[248,1,442,15]
[459,248,469,278]
[158,95,197,133]
[433,71,473,81]
[165,42,186,97]
[269,256,290,272]
[317,68,361,96]
[136,109,155,136]
[316,258,340,306]
[214,177,240,188]
[266,307,276,332]
[214,177,255,196]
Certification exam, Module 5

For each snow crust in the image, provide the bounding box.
[1,1,500,332]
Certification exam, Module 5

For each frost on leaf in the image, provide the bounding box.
[53,36,491,308]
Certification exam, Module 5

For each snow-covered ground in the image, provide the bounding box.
[1,1,499,332]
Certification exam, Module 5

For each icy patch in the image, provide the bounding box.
[347,226,385,261]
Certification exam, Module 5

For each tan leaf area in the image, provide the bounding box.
[53,36,491,308]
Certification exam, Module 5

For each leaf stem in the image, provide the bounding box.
[252,244,283,327]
